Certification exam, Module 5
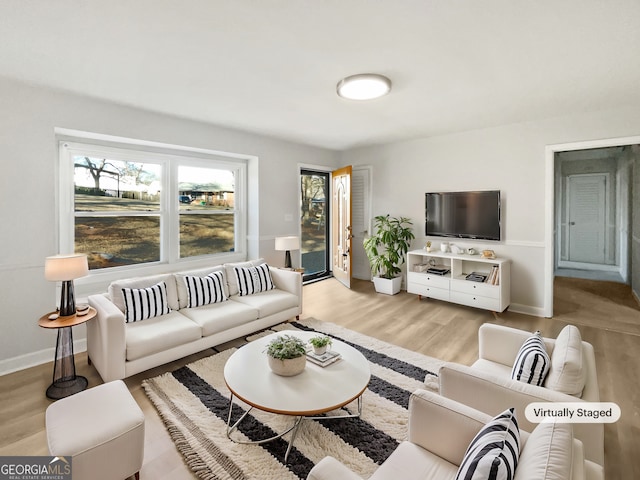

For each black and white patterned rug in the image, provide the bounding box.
[142,318,443,479]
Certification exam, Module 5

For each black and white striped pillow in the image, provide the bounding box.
[183,271,228,307]
[122,282,171,323]
[511,331,550,386]
[456,408,520,480]
[234,263,274,296]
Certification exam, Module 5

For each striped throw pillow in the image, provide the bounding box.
[234,263,274,296]
[183,271,228,307]
[122,282,171,323]
[511,331,550,386]
[456,408,520,480]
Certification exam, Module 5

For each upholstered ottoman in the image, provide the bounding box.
[46,380,145,480]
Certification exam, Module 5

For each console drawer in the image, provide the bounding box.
[450,291,499,310]
[408,283,450,301]
[407,272,450,289]
[451,279,499,299]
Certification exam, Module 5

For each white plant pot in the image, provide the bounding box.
[268,355,306,376]
[372,275,403,295]
[313,345,328,355]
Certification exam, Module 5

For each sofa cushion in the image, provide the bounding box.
[514,422,572,480]
[234,263,275,296]
[544,325,585,396]
[174,265,228,308]
[182,271,228,308]
[371,441,459,480]
[179,301,259,336]
[125,311,201,361]
[232,289,299,318]
[455,408,520,480]
[109,274,179,312]
[511,331,550,387]
[122,282,172,323]
[224,258,266,296]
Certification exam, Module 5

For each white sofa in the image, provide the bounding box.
[308,389,603,480]
[439,323,604,467]
[87,259,302,382]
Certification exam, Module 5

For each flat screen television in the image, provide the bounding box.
[425,190,501,241]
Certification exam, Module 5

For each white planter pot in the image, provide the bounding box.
[372,275,403,295]
[268,355,306,376]
[313,345,328,355]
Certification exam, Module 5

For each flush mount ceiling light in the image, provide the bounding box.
[336,73,392,100]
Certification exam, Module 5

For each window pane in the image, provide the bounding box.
[75,216,160,270]
[74,156,161,212]
[180,213,235,258]
[178,166,235,211]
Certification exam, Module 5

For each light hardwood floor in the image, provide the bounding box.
[1,277,638,478]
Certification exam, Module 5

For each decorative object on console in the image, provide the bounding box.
[45,253,89,316]
[482,249,496,259]
[440,241,449,252]
[265,334,307,376]
[363,214,415,295]
[275,236,300,269]
[425,240,432,252]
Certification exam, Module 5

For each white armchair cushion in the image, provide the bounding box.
[121,281,171,323]
[514,422,573,480]
[455,408,520,480]
[545,325,585,396]
[511,331,550,386]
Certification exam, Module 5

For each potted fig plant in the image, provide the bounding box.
[363,214,415,295]
[265,334,307,376]
[309,335,332,355]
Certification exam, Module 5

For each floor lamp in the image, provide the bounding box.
[275,236,300,269]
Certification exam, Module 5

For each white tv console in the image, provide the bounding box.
[406,249,511,312]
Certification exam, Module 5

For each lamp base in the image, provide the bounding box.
[284,250,292,269]
[59,280,76,316]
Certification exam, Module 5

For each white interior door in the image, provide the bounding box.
[567,174,607,264]
[332,166,352,288]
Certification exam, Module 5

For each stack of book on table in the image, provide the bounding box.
[306,348,342,367]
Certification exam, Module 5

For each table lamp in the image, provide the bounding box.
[275,236,300,269]
[45,254,89,316]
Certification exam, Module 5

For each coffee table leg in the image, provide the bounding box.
[284,416,303,463]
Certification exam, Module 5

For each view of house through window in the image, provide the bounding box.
[66,141,243,271]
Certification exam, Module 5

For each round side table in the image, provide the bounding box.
[38,307,96,400]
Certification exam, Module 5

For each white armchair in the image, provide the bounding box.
[438,323,604,467]
[307,389,603,480]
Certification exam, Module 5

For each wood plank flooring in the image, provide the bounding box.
[1,276,638,478]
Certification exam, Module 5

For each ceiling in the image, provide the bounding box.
[1,1,639,151]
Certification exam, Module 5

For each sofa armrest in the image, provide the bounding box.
[269,267,302,313]
[439,362,604,466]
[306,456,363,480]
[407,389,492,467]
[87,294,127,382]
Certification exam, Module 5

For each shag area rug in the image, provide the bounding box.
[142,318,444,479]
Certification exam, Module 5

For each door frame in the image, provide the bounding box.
[544,135,640,318]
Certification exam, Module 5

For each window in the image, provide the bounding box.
[60,140,246,272]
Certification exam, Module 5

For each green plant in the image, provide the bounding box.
[265,335,307,360]
[309,335,332,348]
[363,214,415,279]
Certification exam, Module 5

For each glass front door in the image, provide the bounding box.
[300,169,330,282]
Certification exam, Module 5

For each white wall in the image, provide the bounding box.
[341,107,640,316]
[0,77,338,373]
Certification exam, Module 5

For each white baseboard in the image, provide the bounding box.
[507,303,547,318]
[0,339,87,377]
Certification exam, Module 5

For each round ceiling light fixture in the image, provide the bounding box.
[336,73,392,100]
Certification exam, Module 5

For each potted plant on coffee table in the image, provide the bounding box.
[363,214,415,295]
[265,334,307,376]
[309,335,332,355]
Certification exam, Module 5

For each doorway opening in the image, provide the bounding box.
[300,169,331,283]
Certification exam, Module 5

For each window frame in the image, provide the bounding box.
[58,138,248,286]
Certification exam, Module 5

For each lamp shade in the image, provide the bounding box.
[275,236,300,251]
[45,254,89,281]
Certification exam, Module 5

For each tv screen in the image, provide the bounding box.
[425,190,501,241]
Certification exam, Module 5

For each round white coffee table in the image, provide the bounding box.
[224,330,371,462]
